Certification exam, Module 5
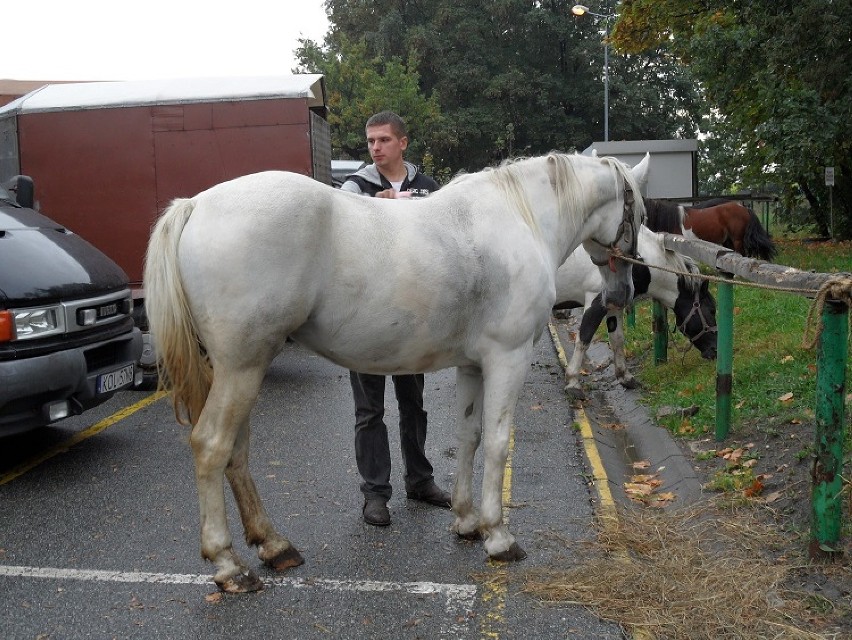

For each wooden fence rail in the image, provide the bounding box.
[652,233,849,560]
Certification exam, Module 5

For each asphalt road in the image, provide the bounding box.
[0,337,626,639]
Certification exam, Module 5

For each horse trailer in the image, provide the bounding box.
[0,75,331,386]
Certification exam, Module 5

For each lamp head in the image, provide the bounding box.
[571,5,589,16]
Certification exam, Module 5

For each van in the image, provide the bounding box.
[0,177,142,435]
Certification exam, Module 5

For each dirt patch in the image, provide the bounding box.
[670,416,852,637]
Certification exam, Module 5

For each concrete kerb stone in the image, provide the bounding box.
[549,313,706,510]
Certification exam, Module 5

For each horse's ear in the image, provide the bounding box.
[631,153,650,190]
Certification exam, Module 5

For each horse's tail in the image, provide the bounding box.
[644,199,686,234]
[743,208,778,261]
[143,198,213,426]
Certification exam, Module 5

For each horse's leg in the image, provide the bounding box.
[451,365,483,540]
[226,418,303,574]
[607,312,638,389]
[728,216,746,255]
[564,336,589,400]
[478,346,533,562]
[191,367,268,593]
[564,295,609,400]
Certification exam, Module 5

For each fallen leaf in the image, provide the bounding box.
[647,492,677,508]
[601,422,625,430]
[630,474,662,487]
[530,403,544,411]
[205,592,223,604]
[778,392,794,402]
[632,460,651,470]
[722,448,745,463]
[781,355,794,363]
[762,491,783,503]
[744,478,765,497]
[624,483,654,497]
[743,459,758,468]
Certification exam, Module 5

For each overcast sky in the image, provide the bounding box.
[2,0,330,82]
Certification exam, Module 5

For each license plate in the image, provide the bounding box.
[97,363,134,393]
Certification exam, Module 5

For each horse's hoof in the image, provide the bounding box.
[489,542,528,562]
[217,569,264,593]
[266,546,305,571]
[564,386,585,401]
[455,529,483,541]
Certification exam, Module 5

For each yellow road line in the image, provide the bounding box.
[547,321,618,519]
[549,320,654,640]
[0,391,167,485]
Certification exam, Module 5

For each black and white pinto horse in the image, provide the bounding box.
[144,152,648,592]
[553,226,717,399]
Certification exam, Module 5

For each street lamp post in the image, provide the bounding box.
[572,4,615,141]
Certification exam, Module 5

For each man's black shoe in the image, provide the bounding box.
[406,482,452,509]
[363,498,391,526]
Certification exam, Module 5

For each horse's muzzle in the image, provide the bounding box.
[602,282,634,311]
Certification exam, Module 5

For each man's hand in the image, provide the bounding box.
[375,189,397,199]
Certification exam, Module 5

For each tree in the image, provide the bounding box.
[295,34,446,173]
[298,1,703,175]
[613,0,852,238]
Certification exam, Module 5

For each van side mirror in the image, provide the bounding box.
[6,175,35,209]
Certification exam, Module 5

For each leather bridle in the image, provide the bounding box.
[676,285,717,347]
[588,178,639,272]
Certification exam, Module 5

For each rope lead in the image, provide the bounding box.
[802,277,852,350]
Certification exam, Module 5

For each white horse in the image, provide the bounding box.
[554,226,717,399]
[144,152,649,592]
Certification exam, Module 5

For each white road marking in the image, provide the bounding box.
[0,564,476,634]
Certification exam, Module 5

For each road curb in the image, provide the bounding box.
[548,316,706,511]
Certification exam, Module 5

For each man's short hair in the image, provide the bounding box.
[366,111,408,139]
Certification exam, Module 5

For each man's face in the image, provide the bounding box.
[366,124,408,171]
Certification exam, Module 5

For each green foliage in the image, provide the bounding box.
[296,0,702,175]
[294,35,445,170]
[614,0,852,239]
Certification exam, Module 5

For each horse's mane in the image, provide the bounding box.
[645,199,685,234]
[642,225,701,292]
[469,153,643,237]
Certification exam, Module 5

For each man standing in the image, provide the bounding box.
[340,111,450,526]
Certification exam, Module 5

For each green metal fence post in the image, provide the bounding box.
[810,299,848,560]
[715,275,734,441]
[652,300,668,364]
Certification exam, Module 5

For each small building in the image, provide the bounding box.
[584,139,698,199]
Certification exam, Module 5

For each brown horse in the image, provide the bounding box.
[645,198,777,261]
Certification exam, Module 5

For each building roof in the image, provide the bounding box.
[0,75,326,115]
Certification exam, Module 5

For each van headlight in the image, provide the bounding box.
[0,306,66,342]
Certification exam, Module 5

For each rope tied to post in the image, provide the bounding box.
[802,276,852,350]
[610,253,851,350]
